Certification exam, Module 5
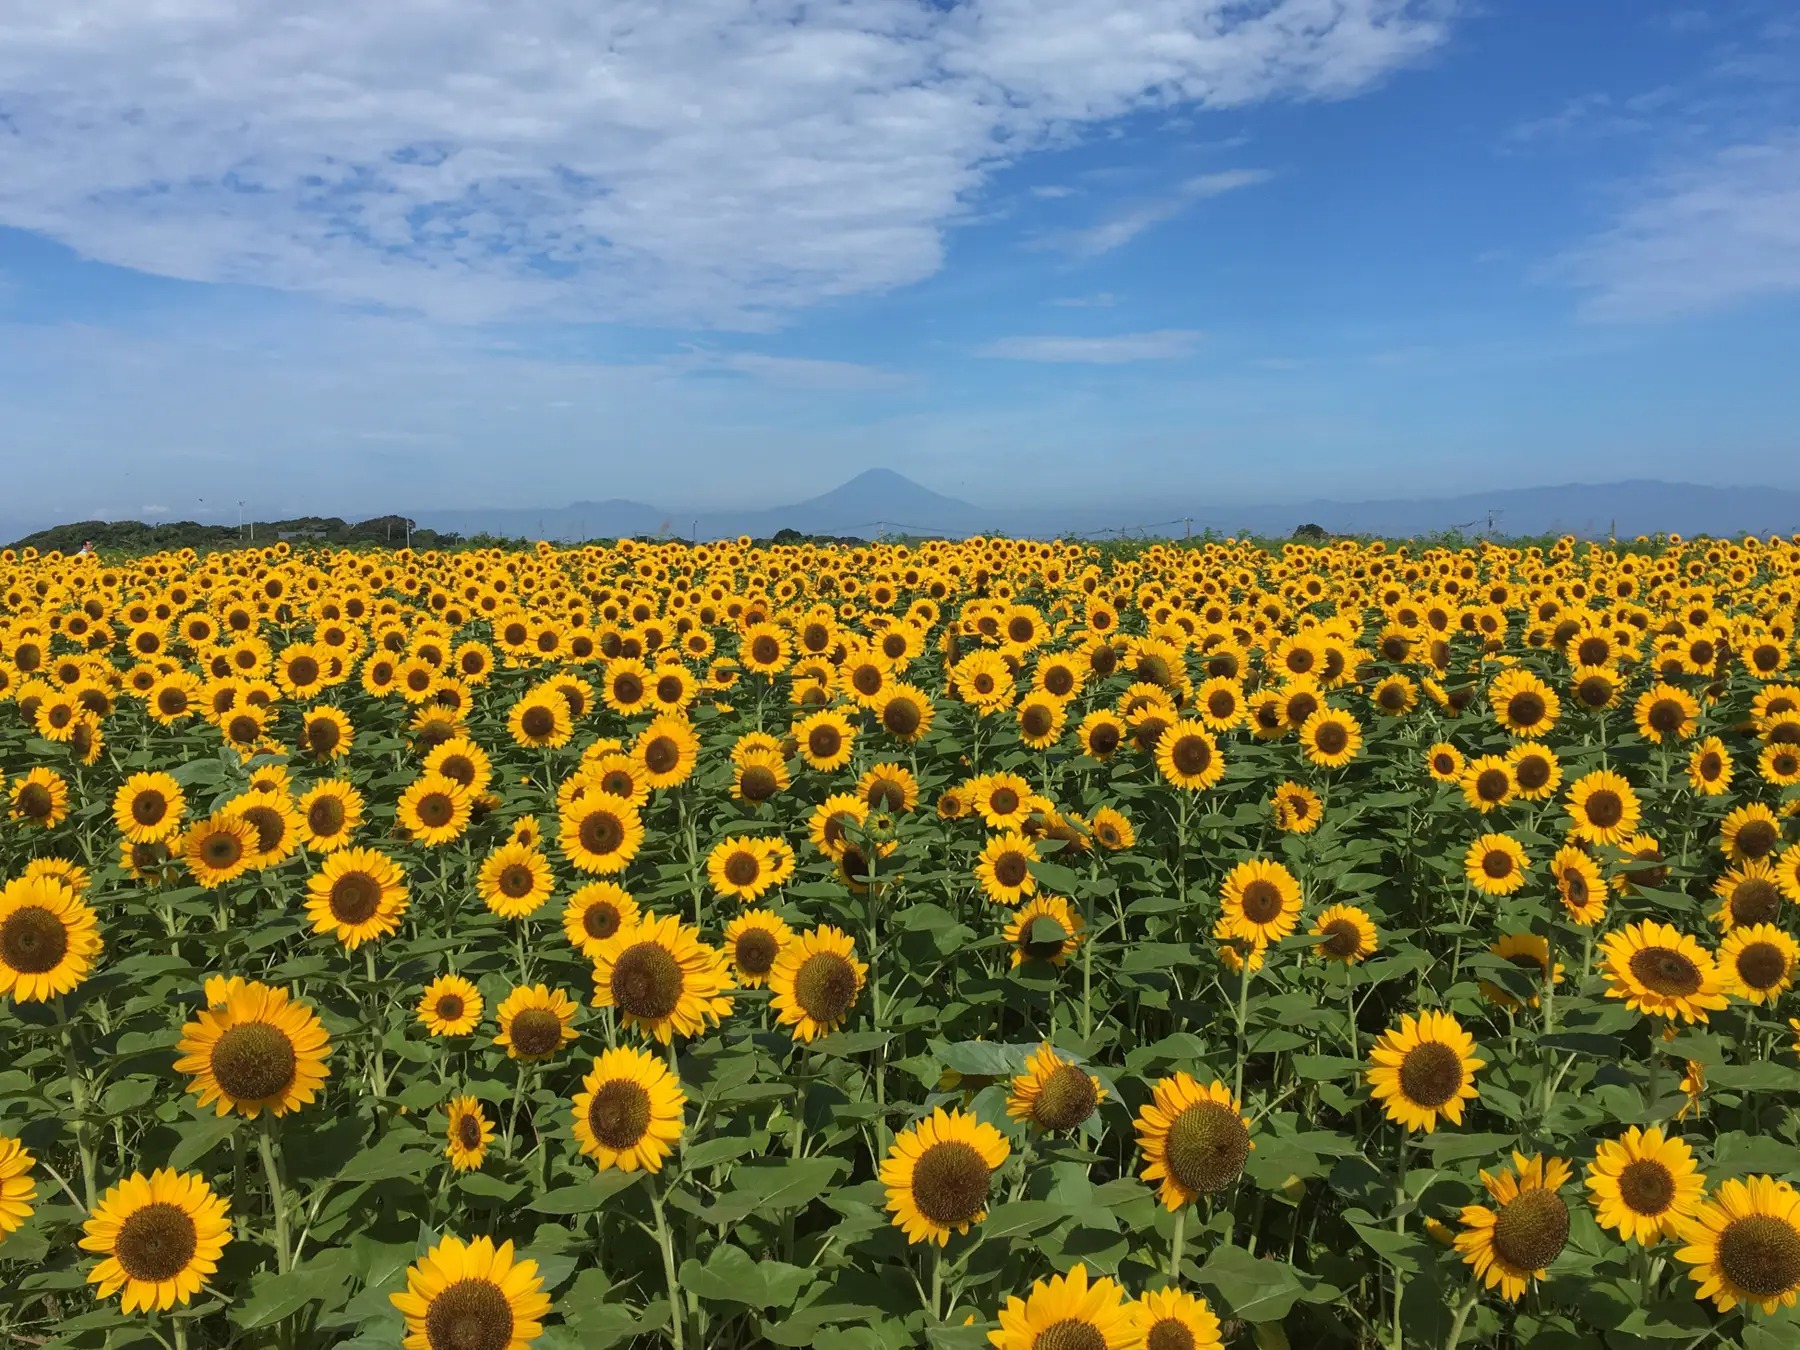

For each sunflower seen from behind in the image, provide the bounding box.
[390,1234,551,1350]
[79,1168,231,1314]
[881,1107,1010,1245]
[571,1045,686,1173]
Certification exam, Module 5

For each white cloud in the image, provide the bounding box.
[0,1,1451,327]
[682,351,905,389]
[1031,185,1077,199]
[1038,168,1274,256]
[1050,292,1119,307]
[976,329,1202,362]
[1556,132,1800,320]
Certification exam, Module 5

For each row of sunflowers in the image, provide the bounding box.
[2,532,1800,1349]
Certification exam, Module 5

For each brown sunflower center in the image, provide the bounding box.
[1313,721,1349,756]
[723,851,761,887]
[507,1009,564,1058]
[1031,1322,1108,1350]
[132,791,169,826]
[808,725,842,759]
[1736,820,1778,859]
[1432,752,1457,776]
[1045,668,1075,697]
[739,765,778,802]
[307,796,346,835]
[582,903,622,942]
[1170,734,1212,777]
[750,635,781,665]
[455,1114,483,1151]
[1476,769,1510,802]
[1730,878,1782,926]
[520,706,555,738]
[990,786,1021,816]
[435,995,466,1022]
[643,737,680,775]
[329,872,383,924]
[1240,880,1286,925]
[497,864,536,900]
[866,779,907,812]
[1507,692,1546,726]
[992,851,1030,888]
[1514,755,1551,791]
[1397,1041,1464,1109]
[1616,1159,1675,1216]
[654,675,684,704]
[1699,751,1723,779]
[1145,1320,1197,1350]
[733,929,780,977]
[1165,1100,1252,1195]
[15,783,53,819]
[611,943,684,1020]
[794,952,858,1024]
[587,1079,652,1151]
[210,1022,298,1101]
[909,1140,992,1226]
[578,810,625,856]
[0,905,69,974]
[1718,1215,1800,1299]
[882,698,922,737]
[1021,704,1054,737]
[423,1277,516,1350]
[226,713,261,744]
[1735,941,1788,991]
[306,717,341,753]
[1482,849,1516,880]
[1491,1189,1570,1273]
[1088,723,1121,756]
[1030,1064,1098,1131]
[852,665,883,696]
[1319,919,1362,960]
[416,793,456,829]
[1584,790,1624,829]
[1628,947,1702,997]
[113,1202,200,1284]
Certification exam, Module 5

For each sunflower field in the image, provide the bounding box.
[3,533,1800,1350]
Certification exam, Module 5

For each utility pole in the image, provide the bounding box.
[237,500,244,541]
[1185,517,1193,540]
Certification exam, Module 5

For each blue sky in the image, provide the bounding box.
[1,1,1797,531]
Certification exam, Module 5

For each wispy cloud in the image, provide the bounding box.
[1038,169,1274,257]
[1554,132,1800,320]
[1030,185,1077,200]
[976,330,1202,363]
[683,351,905,390]
[1049,292,1119,308]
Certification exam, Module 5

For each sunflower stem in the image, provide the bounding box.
[53,996,98,1210]
[649,1179,687,1350]
[927,1243,943,1322]
[1168,1205,1187,1281]
[363,946,389,1101]
[257,1118,292,1276]
[1443,1281,1480,1350]
[1232,957,1252,1105]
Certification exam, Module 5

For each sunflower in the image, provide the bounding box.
[971,773,1035,831]
[425,735,495,797]
[558,792,644,876]
[174,982,331,1117]
[1720,802,1782,863]
[1687,737,1734,796]
[953,650,1016,713]
[1155,721,1227,790]
[1367,1009,1484,1133]
[1003,895,1085,968]
[9,767,69,828]
[1271,780,1322,834]
[1479,934,1564,1010]
[809,793,867,859]
[1076,709,1128,761]
[1465,833,1528,897]
[769,924,867,1042]
[875,684,936,744]
[397,774,474,847]
[723,910,793,989]
[590,914,733,1044]
[0,1134,37,1241]
[635,714,700,789]
[1005,1043,1104,1134]
[1089,806,1135,851]
[390,1234,551,1350]
[1455,1153,1572,1301]
[1565,769,1642,846]
[444,1096,495,1172]
[225,790,301,871]
[1218,858,1302,947]
[1585,1127,1706,1246]
[297,705,353,762]
[418,974,484,1036]
[493,985,579,1062]
[1131,1287,1225,1350]
[975,832,1039,906]
[794,708,856,772]
[562,882,639,961]
[1551,845,1608,926]
[1298,707,1361,768]
[1762,741,1800,786]
[730,749,789,806]
[1598,921,1730,1023]
[304,847,410,948]
[0,875,102,1003]
[988,1263,1135,1350]
[1312,904,1379,963]
[1634,682,1700,744]
[111,771,186,844]
[707,835,777,903]
[1676,1175,1800,1314]
[79,1168,232,1313]
[1459,755,1515,813]
[1369,673,1417,718]
[293,780,363,853]
[477,843,555,920]
[1135,1074,1254,1209]
[1426,741,1466,783]
[857,763,920,815]
[570,1045,687,1174]
[1718,924,1799,1004]
[1015,693,1068,750]
[1507,742,1562,801]
[880,1108,1010,1245]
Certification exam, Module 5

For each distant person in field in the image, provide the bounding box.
[78,539,95,555]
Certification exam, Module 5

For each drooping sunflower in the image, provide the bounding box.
[477,843,555,920]
[296,780,365,852]
[1718,923,1799,1004]
[1089,806,1135,851]
[174,983,331,1117]
[304,846,410,948]
[558,792,644,876]
[1218,858,1302,947]
[975,832,1039,906]
[1585,1126,1706,1246]
[1135,1074,1254,1209]
[418,974,484,1037]
[1675,1174,1800,1314]
[1271,780,1322,834]
[1598,920,1730,1023]
[561,882,639,961]
[1565,769,1642,846]
[493,985,579,1062]
[1465,833,1529,897]
[0,1134,37,1240]
[1131,1287,1225,1350]
[390,1234,551,1350]
[590,914,733,1044]
[880,1107,1010,1245]
[706,835,776,903]
[1720,802,1783,864]
[571,1046,687,1173]
[988,1263,1136,1350]
[769,924,867,1042]
[1298,707,1362,769]
[79,1168,232,1313]
[794,708,856,772]
[1455,1153,1572,1301]
[9,767,70,828]
[1312,903,1379,963]
[1367,1009,1484,1133]
[1003,895,1085,968]
[111,771,187,844]
[0,875,102,1003]
[1005,1043,1104,1134]
[444,1096,495,1172]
